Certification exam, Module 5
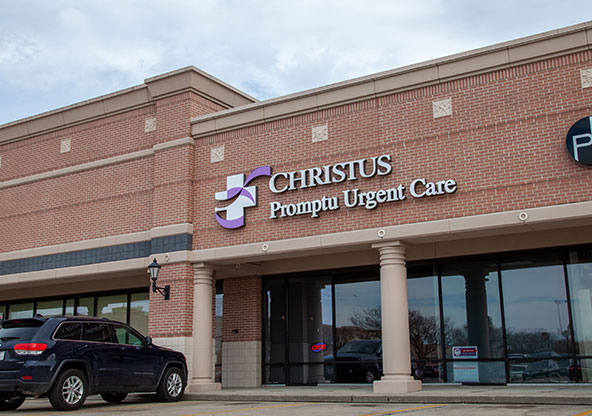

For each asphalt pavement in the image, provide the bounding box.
[13,395,592,416]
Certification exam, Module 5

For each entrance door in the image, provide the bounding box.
[264,276,333,385]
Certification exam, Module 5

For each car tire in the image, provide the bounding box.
[48,368,88,411]
[156,367,185,402]
[363,368,377,384]
[0,392,26,411]
[100,393,128,403]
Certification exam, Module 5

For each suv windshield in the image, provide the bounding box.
[0,319,44,342]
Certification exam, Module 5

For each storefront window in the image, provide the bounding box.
[36,300,63,317]
[76,297,95,316]
[97,294,128,323]
[214,280,223,383]
[0,305,6,320]
[502,254,571,383]
[130,293,149,335]
[441,261,504,384]
[567,249,592,382]
[408,265,442,382]
[9,302,34,319]
[441,261,503,358]
[262,244,592,385]
[333,273,380,383]
[65,299,75,315]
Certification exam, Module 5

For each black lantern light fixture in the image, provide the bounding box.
[148,258,170,300]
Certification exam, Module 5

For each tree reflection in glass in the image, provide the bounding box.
[502,254,571,383]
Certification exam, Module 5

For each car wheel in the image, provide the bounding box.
[100,393,128,403]
[156,367,185,402]
[363,368,377,384]
[48,369,88,411]
[0,392,26,411]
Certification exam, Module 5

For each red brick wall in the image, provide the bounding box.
[0,106,156,183]
[148,262,194,337]
[152,143,195,228]
[0,158,153,251]
[194,51,592,249]
[222,276,261,342]
[0,92,222,252]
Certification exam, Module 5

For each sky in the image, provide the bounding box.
[0,1,590,125]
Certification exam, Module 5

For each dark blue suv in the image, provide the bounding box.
[0,316,187,411]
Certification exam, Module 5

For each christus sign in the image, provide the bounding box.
[214,154,457,229]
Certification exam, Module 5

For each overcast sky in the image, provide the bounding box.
[0,1,590,125]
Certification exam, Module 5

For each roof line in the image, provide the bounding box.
[191,20,592,138]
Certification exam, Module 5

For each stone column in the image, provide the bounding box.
[189,263,221,392]
[372,241,422,394]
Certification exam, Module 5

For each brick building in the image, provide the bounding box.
[1,22,592,393]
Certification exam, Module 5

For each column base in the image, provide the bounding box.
[188,379,222,392]
[373,376,422,394]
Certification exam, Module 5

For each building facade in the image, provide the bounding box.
[1,22,592,393]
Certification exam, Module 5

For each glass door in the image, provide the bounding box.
[264,276,333,385]
[286,277,333,385]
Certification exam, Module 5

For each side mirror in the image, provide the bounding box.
[144,336,153,347]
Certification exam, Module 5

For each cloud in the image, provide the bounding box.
[0,0,590,125]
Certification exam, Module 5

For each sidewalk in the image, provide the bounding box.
[185,384,592,406]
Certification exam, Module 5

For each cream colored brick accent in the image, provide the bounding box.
[432,98,452,118]
[312,123,328,143]
[211,145,224,163]
[0,155,2,168]
[581,68,592,88]
[144,117,157,132]
[152,336,195,380]
[60,138,71,153]
[222,341,261,388]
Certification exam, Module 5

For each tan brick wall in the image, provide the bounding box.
[222,276,261,342]
[195,51,592,249]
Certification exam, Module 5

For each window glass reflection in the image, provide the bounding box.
[502,254,571,358]
[97,294,128,323]
[215,280,223,384]
[509,359,564,383]
[9,302,34,319]
[567,249,592,359]
[333,273,381,384]
[65,299,75,316]
[76,297,95,316]
[130,292,149,335]
[36,300,63,317]
[441,261,503,359]
[408,265,442,382]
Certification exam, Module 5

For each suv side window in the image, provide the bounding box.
[82,322,114,343]
[54,322,82,340]
[113,324,144,346]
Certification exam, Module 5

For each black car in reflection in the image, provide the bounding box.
[522,359,561,381]
[324,339,382,383]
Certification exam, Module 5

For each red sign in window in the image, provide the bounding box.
[311,343,326,352]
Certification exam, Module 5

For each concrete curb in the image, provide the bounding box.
[184,392,592,406]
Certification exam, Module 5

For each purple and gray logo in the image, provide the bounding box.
[215,166,272,229]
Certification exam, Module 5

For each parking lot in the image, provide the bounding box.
[11,395,592,416]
